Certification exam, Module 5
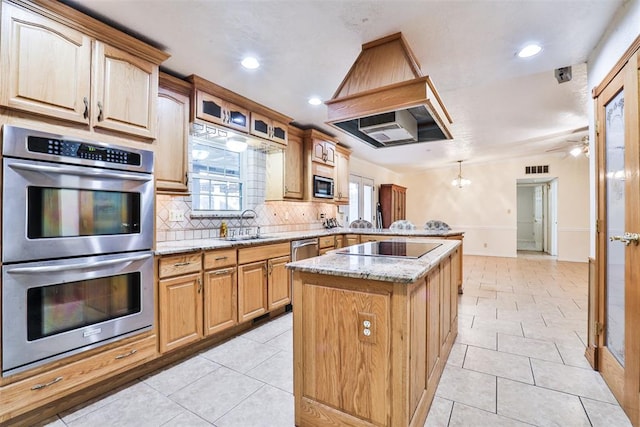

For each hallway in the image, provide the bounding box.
[37,255,630,426]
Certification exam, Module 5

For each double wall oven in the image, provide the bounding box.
[1,126,154,377]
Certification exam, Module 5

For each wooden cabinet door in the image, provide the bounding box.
[195,90,226,125]
[159,273,203,353]
[344,235,360,246]
[284,132,304,199]
[335,150,350,203]
[312,140,326,163]
[238,261,268,322]
[0,2,91,124]
[271,120,288,145]
[92,41,158,139]
[156,86,189,192]
[204,267,238,336]
[225,101,249,132]
[268,255,290,310]
[250,112,271,140]
[324,141,336,166]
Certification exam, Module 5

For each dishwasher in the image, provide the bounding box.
[288,238,319,310]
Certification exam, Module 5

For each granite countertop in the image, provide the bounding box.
[155,228,464,255]
[286,238,461,284]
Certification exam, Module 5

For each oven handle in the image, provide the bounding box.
[6,254,152,274]
[9,163,151,182]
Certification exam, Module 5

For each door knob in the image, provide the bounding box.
[610,232,640,246]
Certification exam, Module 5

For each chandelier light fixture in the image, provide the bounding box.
[451,160,471,188]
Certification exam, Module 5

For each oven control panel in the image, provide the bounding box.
[27,136,142,166]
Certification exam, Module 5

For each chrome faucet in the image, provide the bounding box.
[239,209,257,236]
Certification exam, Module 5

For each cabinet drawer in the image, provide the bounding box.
[159,253,202,278]
[238,242,290,264]
[318,236,335,249]
[204,249,237,270]
[0,335,156,422]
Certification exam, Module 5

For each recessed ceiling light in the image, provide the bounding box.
[308,97,322,106]
[241,56,260,69]
[517,43,542,58]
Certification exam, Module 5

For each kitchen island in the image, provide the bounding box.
[287,238,461,427]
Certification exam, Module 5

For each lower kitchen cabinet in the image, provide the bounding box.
[238,261,269,322]
[268,255,291,310]
[238,242,291,322]
[318,235,336,255]
[203,249,238,335]
[343,234,360,247]
[158,252,203,353]
[159,272,203,353]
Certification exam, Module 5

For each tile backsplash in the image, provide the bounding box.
[156,194,338,242]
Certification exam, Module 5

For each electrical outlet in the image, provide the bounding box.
[318,212,326,220]
[358,312,376,344]
[169,210,185,222]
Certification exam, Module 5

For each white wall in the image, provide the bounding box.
[349,156,402,187]
[587,0,640,257]
[401,154,590,262]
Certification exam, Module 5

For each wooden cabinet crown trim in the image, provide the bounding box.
[16,0,170,64]
[188,74,292,125]
[159,72,192,95]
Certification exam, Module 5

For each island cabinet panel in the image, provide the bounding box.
[440,256,452,347]
[300,283,390,426]
[426,267,441,383]
[409,281,428,417]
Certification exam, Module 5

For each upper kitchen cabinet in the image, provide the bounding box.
[306,129,336,166]
[156,73,191,193]
[92,42,159,139]
[334,144,351,204]
[188,75,291,145]
[265,125,304,201]
[250,112,288,146]
[194,90,249,132]
[0,0,168,139]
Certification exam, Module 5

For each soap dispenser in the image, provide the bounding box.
[220,221,227,238]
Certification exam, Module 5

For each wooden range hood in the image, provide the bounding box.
[325,32,453,148]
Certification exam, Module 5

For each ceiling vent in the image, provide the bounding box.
[359,110,418,145]
[326,32,453,149]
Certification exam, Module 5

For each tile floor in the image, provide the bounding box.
[38,254,631,426]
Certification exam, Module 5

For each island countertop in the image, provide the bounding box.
[286,237,461,284]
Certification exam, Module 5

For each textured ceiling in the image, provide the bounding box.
[64,0,623,172]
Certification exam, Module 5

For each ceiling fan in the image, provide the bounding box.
[545,135,590,157]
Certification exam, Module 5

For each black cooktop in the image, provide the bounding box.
[336,241,442,259]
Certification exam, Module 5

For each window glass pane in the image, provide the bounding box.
[191,138,244,212]
[363,183,373,223]
[349,181,359,223]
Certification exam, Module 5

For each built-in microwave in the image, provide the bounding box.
[313,175,334,199]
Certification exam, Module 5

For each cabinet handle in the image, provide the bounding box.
[31,376,63,390]
[263,265,267,277]
[173,261,191,267]
[268,262,274,275]
[197,277,203,293]
[83,97,89,120]
[115,349,137,360]
[214,256,228,261]
[97,101,104,122]
[185,172,189,187]
[213,267,234,275]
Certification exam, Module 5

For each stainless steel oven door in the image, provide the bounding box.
[2,251,154,376]
[2,157,154,263]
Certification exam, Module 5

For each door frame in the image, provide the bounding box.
[593,38,640,426]
[516,178,557,255]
